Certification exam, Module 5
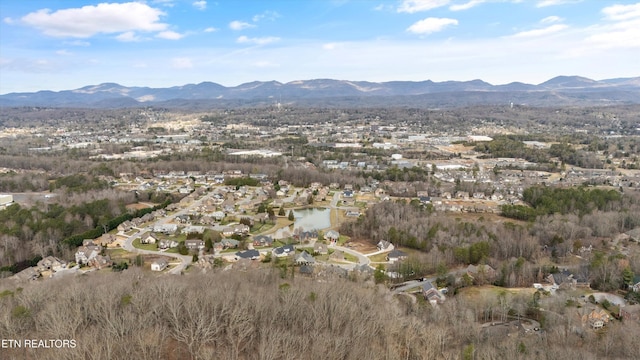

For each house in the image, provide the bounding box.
[236,249,260,260]
[313,242,329,255]
[422,281,446,305]
[88,255,112,270]
[297,230,318,242]
[374,188,387,198]
[377,240,393,251]
[253,235,273,247]
[325,230,340,243]
[465,264,497,284]
[214,238,240,252]
[117,220,134,232]
[386,249,408,263]
[295,251,316,265]
[175,214,190,224]
[273,244,295,257]
[95,234,117,246]
[153,223,178,234]
[455,191,470,200]
[151,259,168,272]
[329,250,345,261]
[353,263,374,275]
[37,256,66,272]
[75,245,101,265]
[547,269,589,289]
[232,224,250,236]
[158,239,179,250]
[582,309,610,329]
[299,264,314,276]
[631,275,640,292]
[12,267,40,281]
[139,232,158,245]
[181,226,206,235]
[184,239,205,251]
[211,211,225,221]
[619,304,640,322]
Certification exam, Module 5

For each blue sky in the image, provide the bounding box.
[1,0,639,93]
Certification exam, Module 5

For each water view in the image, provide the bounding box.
[293,207,331,230]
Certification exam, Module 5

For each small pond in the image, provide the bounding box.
[293,207,331,230]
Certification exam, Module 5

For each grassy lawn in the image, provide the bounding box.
[354,201,368,208]
[343,252,358,262]
[106,248,129,257]
[251,222,275,234]
[133,238,158,251]
[369,253,388,263]
[105,248,136,262]
[336,235,350,246]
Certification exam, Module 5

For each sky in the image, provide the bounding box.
[0,0,639,94]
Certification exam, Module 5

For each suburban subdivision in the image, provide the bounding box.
[1,96,640,359]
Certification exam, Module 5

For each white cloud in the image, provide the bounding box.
[3,17,15,25]
[56,50,72,56]
[602,3,640,21]
[156,30,184,40]
[237,36,280,45]
[171,57,193,69]
[373,4,393,11]
[229,20,254,31]
[192,1,207,10]
[407,17,458,34]
[20,2,168,38]
[541,16,563,24]
[398,0,450,13]
[116,31,142,42]
[509,24,568,38]
[581,3,640,50]
[252,11,280,22]
[450,0,486,11]
[204,27,217,33]
[536,0,582,8]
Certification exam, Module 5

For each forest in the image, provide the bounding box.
[1,268,640,360]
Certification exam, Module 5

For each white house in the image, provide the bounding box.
[151,259,168,272]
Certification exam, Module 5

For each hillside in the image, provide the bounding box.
[1,76,639,108]
[1,269,638,359]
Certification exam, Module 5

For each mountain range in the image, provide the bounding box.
[1,75,639,108]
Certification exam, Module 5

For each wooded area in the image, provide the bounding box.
[1,269,639,360]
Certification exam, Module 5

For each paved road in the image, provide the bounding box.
[330,244,371,269]
[121,193,212,274]
[120,190,369,274]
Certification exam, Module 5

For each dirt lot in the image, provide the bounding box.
[345,239,378,253]
[458,285,537,300]
[125,202,157,211]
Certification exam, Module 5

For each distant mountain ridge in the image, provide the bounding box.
[1,75,639,108]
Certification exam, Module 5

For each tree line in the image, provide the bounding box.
[1,268,639,359]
